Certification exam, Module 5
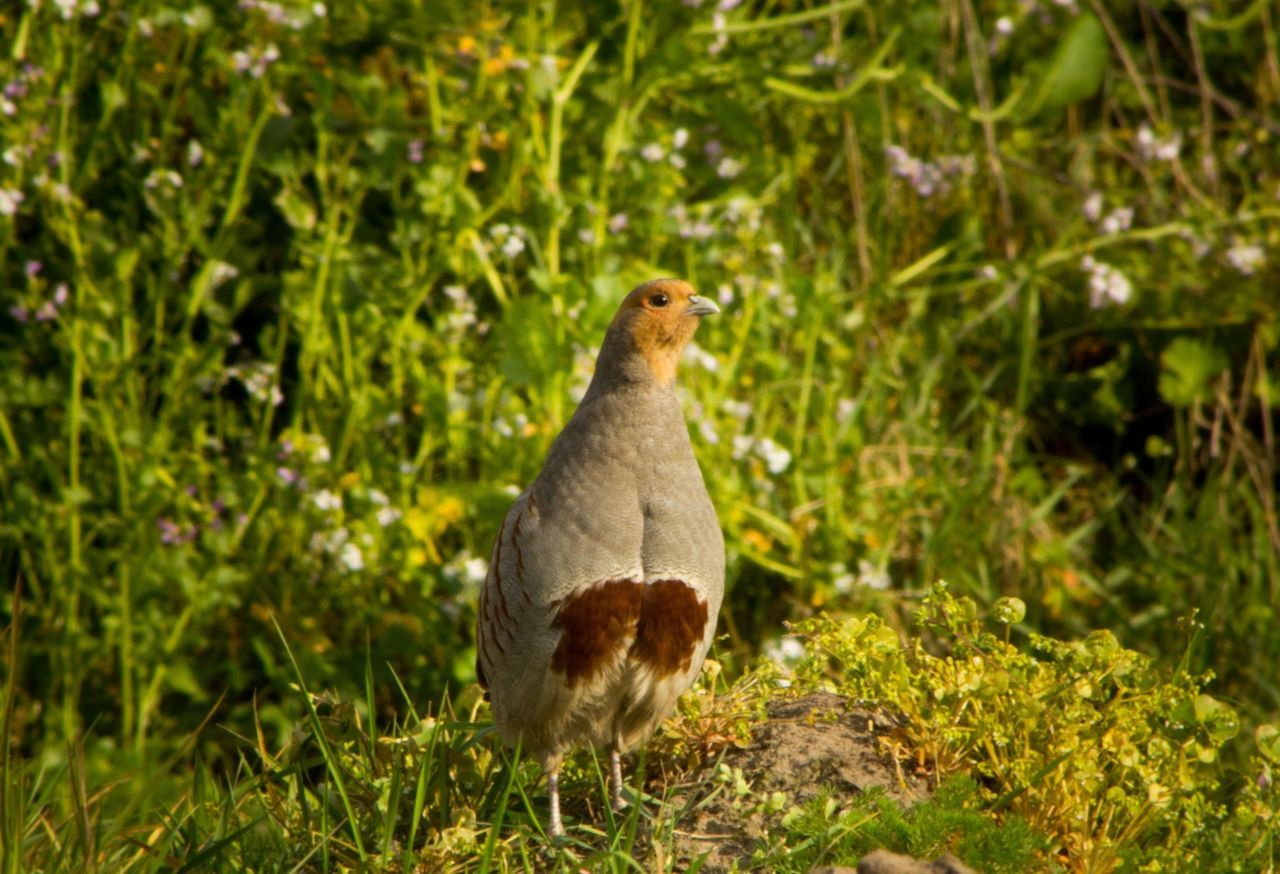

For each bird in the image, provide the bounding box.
[475,278,725,838]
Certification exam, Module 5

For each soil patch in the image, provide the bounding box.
[660,691,930,872]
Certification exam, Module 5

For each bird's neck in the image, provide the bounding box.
[586,330,682,396]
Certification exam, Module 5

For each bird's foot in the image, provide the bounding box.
[547,771,566,839]
[609,748,627,811]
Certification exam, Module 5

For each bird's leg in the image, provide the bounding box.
[609,747,626,811]
[546,768,565,838]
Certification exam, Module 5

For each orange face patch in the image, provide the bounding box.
[550,579,709,686]
[611,279,704,385]
[617,278,696,312]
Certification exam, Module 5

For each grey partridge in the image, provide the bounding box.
[476,278,725,837]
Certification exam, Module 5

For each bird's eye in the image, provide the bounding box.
[649,293,669,308]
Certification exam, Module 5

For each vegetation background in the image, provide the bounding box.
[1,0,1277,869]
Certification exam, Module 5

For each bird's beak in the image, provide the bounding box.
[686,295,720,317]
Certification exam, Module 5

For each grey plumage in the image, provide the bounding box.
[476,278,725,836]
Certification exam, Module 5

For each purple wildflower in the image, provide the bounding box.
[158,518,196,545]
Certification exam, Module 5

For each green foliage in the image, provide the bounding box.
[792,585,1280,871]
[0,0,1278,870]
[777,778,1049,873]
[1035,13,1107,111]
[1158,337,1229,408]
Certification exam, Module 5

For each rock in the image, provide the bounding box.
[851,849,977,874]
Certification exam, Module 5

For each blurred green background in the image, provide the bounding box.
[1,0,1277,867]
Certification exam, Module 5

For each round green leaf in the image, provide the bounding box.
[993,596,1026,625]
[1194,694,1240,743]
[1038,14,1108,110]
[1256,724,1280,762]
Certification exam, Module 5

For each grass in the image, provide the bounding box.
[1,0,1278,870]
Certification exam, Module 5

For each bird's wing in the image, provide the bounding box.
[476,429,653,735]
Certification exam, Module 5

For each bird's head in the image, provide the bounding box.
[600,278,720,387]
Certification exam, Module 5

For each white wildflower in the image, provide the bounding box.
[1136,123,1181,162]
[0,188,24,216]
[1100,207,1133,235]
[683,342,719,372]
[444,552,488,588]
[756,437,792,474]
[641,142,665,162]
[234,362,281,404]
[462,556,488,587]
[716,156,742,179]
[501,234,525,258]
[681,219,714,240]
[698,418,720,445]
[1226,242,1265,276]
[856,559,891,590]
[144,169,184,190]
[1082,256,1133,307]
[232,44,280,78]
[709,13,729,54]
[1082,191,1103,222]
[311,489,342,512]
[338,542,364,571]
[763,635,806,666]
[443,284,471,306]
[209,261,239,289]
